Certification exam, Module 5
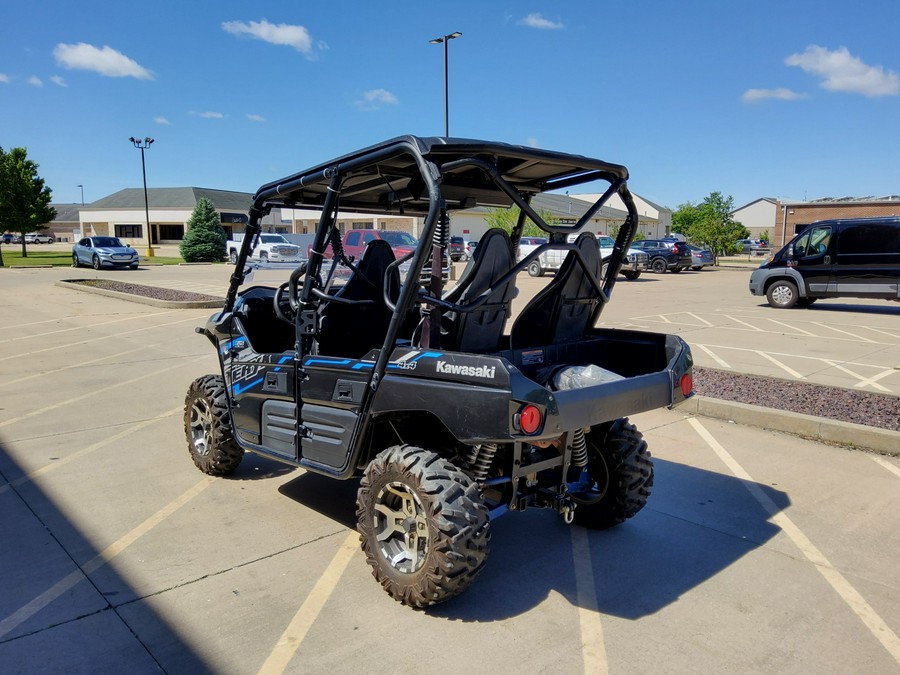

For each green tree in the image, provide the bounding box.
[672,192,748,263]
[484,205,558,237]
[0,146,57,259]
[179,197,227,262]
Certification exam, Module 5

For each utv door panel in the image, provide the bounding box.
[300,404,358,468]
[261,400,298,458]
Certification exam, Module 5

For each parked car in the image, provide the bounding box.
[684,243,714,270]
[737,238,766,255]
[466,240,478,258]
[449,235,468,262]
[749,216,900,308]
[0,233,13,244]
[630,239,693,273]
[25,232,56,244]
[72,236,139,270]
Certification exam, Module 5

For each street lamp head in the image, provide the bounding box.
[429,37,443,44]
[448,31,462,39]
[129,136,136,143]
[145,137,154,145]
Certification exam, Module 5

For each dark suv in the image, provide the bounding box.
[449,235,467,261]
[631,239,693,273]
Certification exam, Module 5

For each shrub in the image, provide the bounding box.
[180,198,226,262]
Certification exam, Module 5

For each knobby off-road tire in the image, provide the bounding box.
[184,374,244,475]
[357,445,490,608]
[571,418,653,530]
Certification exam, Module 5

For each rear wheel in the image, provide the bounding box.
[229,249,238,264]
[357,446,490,608]
[527,260,544,277]
[766,279,799,308]
[570,418,653,529]
[184,375,244,475]
[670,266,683,274]
[650,258,667,274]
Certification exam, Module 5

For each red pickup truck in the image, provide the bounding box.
[313,229,418,260]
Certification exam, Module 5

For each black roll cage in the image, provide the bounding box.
[222,136,639,476]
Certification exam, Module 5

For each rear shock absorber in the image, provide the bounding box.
[571,429,588,468]
[465,443,498,482]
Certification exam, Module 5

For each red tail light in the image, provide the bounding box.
[516,404,542,435]
[680,373,693,397]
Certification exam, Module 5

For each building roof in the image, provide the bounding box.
[48,203,82,223]
[732,197,777,212]
[85,187,253,210]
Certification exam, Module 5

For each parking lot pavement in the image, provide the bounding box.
[1,265,899,673]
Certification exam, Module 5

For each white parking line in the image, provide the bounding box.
[0,477,213,639]
[870,455,900,478]
[723,315,764,332]
[853,369,899,391]
[0,346,145,388]
[685,312,713,327]
[571,526,609,674]
[764,318,817,336]
[822,360,891,393]
[257,531,359,675]
[0,362,187,429]
[0,315,202,362]
[812,322,876,343]
[695,344,732,369]
[0,311,170,345]
[687,418,900,665]
[756,351,806,379]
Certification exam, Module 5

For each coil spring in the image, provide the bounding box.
[571,429,588,468]
[465,443,498,482]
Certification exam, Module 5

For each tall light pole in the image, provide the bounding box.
[77,184,84,206]
[429,31,462,137]
[129,136,155,257]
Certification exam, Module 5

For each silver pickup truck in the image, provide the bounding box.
[520,233,649,279]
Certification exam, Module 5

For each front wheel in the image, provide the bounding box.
[357,446,490,608]
[72,253,80,268]
[622,270,640,280]
[570,418,653,530]
[650,258,667,274]
[766,279,799,308]
[184,375,244,475]
[92,255,101,270]
[527,260,544,277]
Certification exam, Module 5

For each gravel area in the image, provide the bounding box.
[67,280,899,432]
[70,279,223,302]
[694,366,900,432]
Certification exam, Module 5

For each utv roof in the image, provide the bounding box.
[253,136,629,217]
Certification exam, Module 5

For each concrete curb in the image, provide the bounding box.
[681,395,900,456]
[55,279,224,309]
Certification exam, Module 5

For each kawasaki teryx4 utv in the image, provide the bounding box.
[185,136,693,608]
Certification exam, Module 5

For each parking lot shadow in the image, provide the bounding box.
[277,472,361,530]
[806,302,900,316]
[0,441,212,672]
[426,457,790,622]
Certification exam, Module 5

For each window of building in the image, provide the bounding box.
[115,224,142,239]
[158,224,185,240]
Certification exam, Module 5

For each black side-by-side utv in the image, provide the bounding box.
[185,136,693,608]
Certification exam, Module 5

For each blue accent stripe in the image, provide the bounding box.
[304,358,352,366]
[232,378,264,395]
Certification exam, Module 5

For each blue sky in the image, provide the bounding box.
[2,1,899,210]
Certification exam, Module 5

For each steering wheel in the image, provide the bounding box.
[273,262,308,324]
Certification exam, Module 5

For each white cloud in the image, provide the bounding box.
[50,75,67,87]
[54,42,153,80]
[191,111,225,119]
[527,137,540,148]
[0,73,9,83]
[786,45,900,97]
[154,116,172,125]
[246,113,266,122]
[222,19,325,58]
[518,13,564,30]
[741,87,808,103]
[28,76,42,87]
[354,88,398,111]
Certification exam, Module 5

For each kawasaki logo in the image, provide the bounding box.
[436,360,496,379]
